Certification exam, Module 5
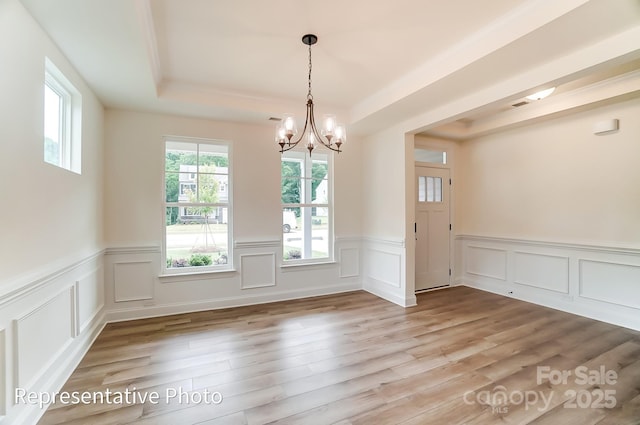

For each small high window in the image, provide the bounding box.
[44,58,81,173]
[415,148,446,165]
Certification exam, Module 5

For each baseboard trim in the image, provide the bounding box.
[364,280,416,307]
[461,279,640,332]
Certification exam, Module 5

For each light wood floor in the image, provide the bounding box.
[38,287,640,425]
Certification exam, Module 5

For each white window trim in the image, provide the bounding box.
[162,136,233,275]
[281,150,334,265]
[44,57,81,174]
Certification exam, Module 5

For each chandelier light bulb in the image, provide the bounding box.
[275,126,287,148]
[322,114,336,141]
[334,124,346,148]
[282,114,297,140]
[306,131,316,154]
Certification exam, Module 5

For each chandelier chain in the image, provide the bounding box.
[307,44,313,100]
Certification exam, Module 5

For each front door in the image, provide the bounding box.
[415,166,450,291]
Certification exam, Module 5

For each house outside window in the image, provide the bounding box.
[281,151,332,263]
[164,138,231,272]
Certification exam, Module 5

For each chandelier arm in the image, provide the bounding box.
[279,142,299,153]
[309,101,341,152]
[279,99,312,153]
[308,102,325,146]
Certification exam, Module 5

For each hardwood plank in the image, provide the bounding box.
[348,372,492,425]
[594,393,640,425]
[267,390,384,425]
[244,369,401,424]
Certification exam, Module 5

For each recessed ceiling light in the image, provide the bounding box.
[526,87,556,101]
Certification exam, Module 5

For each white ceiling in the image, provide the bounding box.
[19,0,640,139]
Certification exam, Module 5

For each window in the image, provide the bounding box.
[164,139,231,272]
[44,58,81,173]
[418,176,442,203]
[415,148,446,164]
[281,151,332,263]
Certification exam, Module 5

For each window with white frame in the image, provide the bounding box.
[164,138,231,272]
[44,58,81,173]
[414,148,446,165]
[281,151,332,262]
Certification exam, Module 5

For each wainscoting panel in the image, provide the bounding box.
[14,287,74,389]
[76,267,105,334]
[114,261,154,302]
[579,259,640,309]
[240,253,276,289]
[457,235,640,331]
[514,251,569,293]
[339,247,360,278]
[466,245,507,280]
[367,249,401,288]
[362,238,413,307]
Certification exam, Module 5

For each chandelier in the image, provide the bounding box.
[276,34,346,155]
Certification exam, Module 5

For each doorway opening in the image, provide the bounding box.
[414,150,451,292]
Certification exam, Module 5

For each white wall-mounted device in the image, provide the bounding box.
[593,119,619,135]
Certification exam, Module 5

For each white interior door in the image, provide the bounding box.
[415,166,450,291]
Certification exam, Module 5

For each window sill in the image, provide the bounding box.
[280,260,336,271]
[159,268,236,283]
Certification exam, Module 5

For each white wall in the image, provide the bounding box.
[0,1,105,423]
[456,98,640,330]
[0,1,104,285]
[458,98,640,248]
[103,109,363,320]
[360,127,414,306]
[361,127,407,239]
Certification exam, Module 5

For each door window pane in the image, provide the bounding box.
[434,177,442,202]
[418,176,426,202]
[418,176,443,203]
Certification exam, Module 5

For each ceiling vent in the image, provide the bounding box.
[511,101,529,108]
